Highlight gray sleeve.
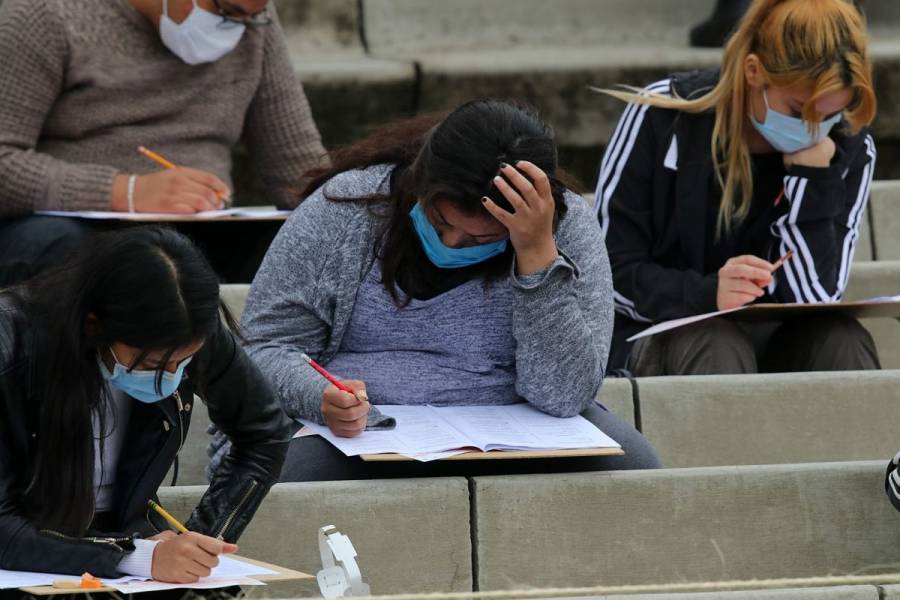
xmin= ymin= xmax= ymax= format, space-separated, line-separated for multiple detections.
xmin=0 ymin=0 xmax=118 ymax=218
xmin=241 ymin=4 xmax=326 ymax=209
xmin=508 ymin=192 xmax=615 ymax=417
xmin=240 ymin=190 xmax=344 ymax=425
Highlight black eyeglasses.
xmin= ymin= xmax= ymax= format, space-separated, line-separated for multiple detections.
xmin=211 ymin=0 xmax=272 ymax=26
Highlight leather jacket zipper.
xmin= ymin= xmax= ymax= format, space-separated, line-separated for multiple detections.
xmin=173 ymin=390 xmax=186 ymax=452
xmin=215 ymin=480 xmax=259 ymax=539
xmin=41 ymin=529 xmax=129 ymax=552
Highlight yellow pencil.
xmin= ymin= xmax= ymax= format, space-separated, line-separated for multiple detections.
xmin=138 ymin=146 xmax=227 ymax=200
xmin=138 ymin=146 xmax=178 ymax=170
xmin=148 ymin=499 xmax=189 ymax=534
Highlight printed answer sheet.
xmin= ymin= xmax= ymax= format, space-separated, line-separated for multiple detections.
xmin=297 ymin=403 xmax=621 ymax=460
xmin=35 ymin=208 xmax=290 ymax=220
xmin=1 ymin=556 xmax=276 ymax=593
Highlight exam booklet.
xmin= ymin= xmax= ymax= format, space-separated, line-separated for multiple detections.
xmin=297 ymin=403 xmax=621 ymax=459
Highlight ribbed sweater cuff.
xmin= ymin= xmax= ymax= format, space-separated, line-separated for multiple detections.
xmin=49 ymin=164 xmax=119 ymax=211
xmin=117 ymin=539 xmax=158 ymax=579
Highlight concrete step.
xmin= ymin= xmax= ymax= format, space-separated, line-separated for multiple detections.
xmin=159 ymin=477 xmax=472 ymax=596
xmin=161 ymin=461 xmax=900 ymax=594
xmin=267 ymin=0 xmax=900 ymax=183
xmin=473 ymin=461 xmax=900 ymax=590
xmin=636 ymin=369 xmax=900 ymax=468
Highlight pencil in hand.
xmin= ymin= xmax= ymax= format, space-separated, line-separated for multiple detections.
xmin=137 ymin=146 xmax=229 ymax=201
xmin=772 ymin=249 xmax=794 ymax=272
xmin=148 ymin=499 xmax=189 ymax=534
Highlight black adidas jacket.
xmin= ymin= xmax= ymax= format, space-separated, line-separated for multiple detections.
xmin=596 ymin=70 xmax=876 ymax=371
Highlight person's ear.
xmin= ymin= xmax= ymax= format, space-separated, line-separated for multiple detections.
xmin=744 ymin=54 xmax=766 ymax=90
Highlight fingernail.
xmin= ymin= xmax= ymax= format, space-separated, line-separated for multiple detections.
xmin=494 ymin=176 xmax=503 ymax=183
xmin=499 ymin=162 xmax=509 ymax=169
xmin=481 ymin=196 xmax=489 ymax=203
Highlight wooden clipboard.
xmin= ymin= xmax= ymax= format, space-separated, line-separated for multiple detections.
xmin=18 ymin=555 xmax=312 ymax=596
xmin=362 ymin=447 xmax=624 ymax=461
xmin=728 ymin=300 xmax=900 ymax=321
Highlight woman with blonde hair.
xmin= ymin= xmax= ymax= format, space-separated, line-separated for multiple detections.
xmin=596 ymin=0 xmax=881 ymax=375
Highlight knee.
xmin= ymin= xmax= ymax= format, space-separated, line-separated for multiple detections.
xmin=802 ymin=314 xmax=875 ymax=349
xmin=620 ymin=429 xmax=662 ymax=470
xmin=27 ymin=217 xmax=94 ymax=256
xmin=667 ymin=317 xmax=755 ymax=367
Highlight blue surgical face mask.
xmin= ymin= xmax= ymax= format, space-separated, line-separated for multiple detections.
xmin=409 ymin=202 xmax=508 ymax=269
xmin=750 ymin=87 xmax=843 ymax=154
xmin=100 ymin=348 xmax=192 ymax=404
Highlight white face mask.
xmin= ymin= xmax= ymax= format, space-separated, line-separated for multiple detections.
xmin=159 ymin=0 xmax=246 ymax=65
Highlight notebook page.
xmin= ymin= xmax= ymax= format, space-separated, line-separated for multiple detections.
xmin=434 ymin=404 xmax=620 ymax=451
xmin=298 ymin=405 xmax=472 ymax=456
xmin=431 ymin=405 xmax=543 ymax=450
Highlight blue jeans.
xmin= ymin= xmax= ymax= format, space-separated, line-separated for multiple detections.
xmin=0 ymin=216 xmax=97 ymax=287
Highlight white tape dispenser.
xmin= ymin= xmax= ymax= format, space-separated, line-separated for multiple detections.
xmin=317 ymin=525 xmax=370 ymax=598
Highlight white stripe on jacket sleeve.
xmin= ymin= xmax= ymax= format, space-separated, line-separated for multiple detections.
xmin=595 ymin=79 xmax=670 ymax=324
xmin=772 ymin=135 xmax=875 ymax=303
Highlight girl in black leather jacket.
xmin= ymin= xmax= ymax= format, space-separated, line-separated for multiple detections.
xmin=0 ymin=227 xmax=291 ymax=583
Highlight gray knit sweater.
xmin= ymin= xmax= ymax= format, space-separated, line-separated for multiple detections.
xmin=207 ymin=163 xmax=615 ymax=474
xmin=0 ymin=0 xmax=324 ymax=216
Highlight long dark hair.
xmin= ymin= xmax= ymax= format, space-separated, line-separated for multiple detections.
xmin=301 ymin=99 xmax=580 ymax=305
xmin=8 ymin=227 xmax=226 ymax=535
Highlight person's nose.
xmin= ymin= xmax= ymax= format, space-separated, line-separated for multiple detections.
xmin=440 ymin=229 xmax=466 ymax=248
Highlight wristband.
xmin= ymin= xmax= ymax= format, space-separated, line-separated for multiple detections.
xmin=126 ymin=174 xmax=137 ymax=213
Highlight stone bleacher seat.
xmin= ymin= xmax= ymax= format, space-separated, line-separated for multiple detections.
xmin=272 ymin=0 xmax=900 ymax=186
xmin=159 ymin=460 xmax=900 ymax=598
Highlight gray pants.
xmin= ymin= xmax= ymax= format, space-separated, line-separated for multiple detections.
xmin=279 ymin=402 xmax=661 ymax=482
xmin=629 ymin=314 xmax=881 ymax=376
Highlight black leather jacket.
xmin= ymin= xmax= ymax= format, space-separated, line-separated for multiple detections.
xmin=0 ymin=295 xmax=292 ymax=577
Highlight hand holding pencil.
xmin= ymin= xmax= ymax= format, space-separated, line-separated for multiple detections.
xmin=110 ymin=147 xmax=231 ymax=214
xmin=716 ymin=250 xmax=793 ymax=311
xmin=147 ymin=499 xmax=239 ymax=584
xmin=302 ymin=354 xmax=370 ymax=438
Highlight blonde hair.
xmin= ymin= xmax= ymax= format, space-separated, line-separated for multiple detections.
xmin=599 ymin=0 xmax=877 ymax=233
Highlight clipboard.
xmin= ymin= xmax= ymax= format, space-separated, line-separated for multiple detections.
xmin=361 ymin=447 xmax=624 ymax=461
xmin=18 ymin=555 xmax=312 ymax=596
xmin=628 ymin=297 xmax=900 ymax=342
xmin=728 ymin=300 xmax=900 ymax=321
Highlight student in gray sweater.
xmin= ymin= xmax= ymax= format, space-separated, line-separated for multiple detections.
xmin=210 ymin=100 xmax=660 ymax=480
xmin=0 ymin=0 xmax=325 ymax=284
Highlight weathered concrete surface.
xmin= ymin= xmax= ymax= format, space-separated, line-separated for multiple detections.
xmin=844 ymin=260 xmax=900 ymax=369
xmin=636 ymin=371 xmax=900 ymax=467
xmin=598 ymin=377 xmax=635 ymax=427
xmin=870 ymin=181 xmax=900 ymax=261
xmin=474 ymin=461 xmax=900 ymax=590
xmin=557 ymin=588 xmax=878 ymax=600
xmin=159 ymin=478 xmax=472 ymax=595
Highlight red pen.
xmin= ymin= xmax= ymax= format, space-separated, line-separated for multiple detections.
xmin=301 ymin=353 xmax=366 ymax=400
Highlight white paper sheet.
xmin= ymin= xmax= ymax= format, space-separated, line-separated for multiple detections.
xmin=109 ymin=577 xmax=265 ymax=594
xmin=297 ymin=403 xmax=621 ymax=460
xmin=35 ymin=208 xmax=290 ymax=221
xmin=627 ymin=294 xmax=900 ymax=342
xmin=626 ymin=307 xmax=744 ymax=342
xmin=0 ymin=555 xmax=276 ymax=592
xmin=0 ymin=570 xmax=144 ymax=590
